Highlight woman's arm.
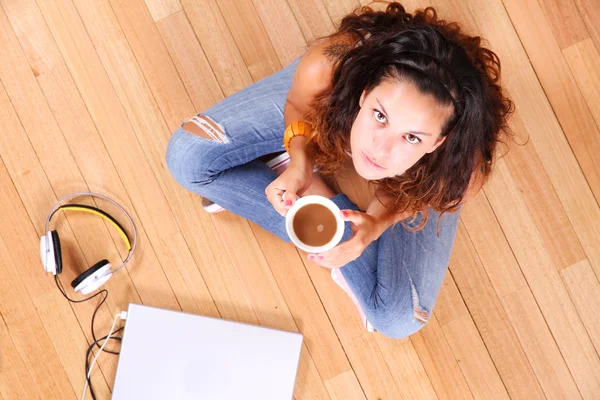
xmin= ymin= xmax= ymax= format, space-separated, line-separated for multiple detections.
xmin=284 ymin=36 xmax=355 ymax=168
xmin=366 ymin=168 xmax=486 ymax=237
xmin=365 ymin=193 xmax=412 ymax=238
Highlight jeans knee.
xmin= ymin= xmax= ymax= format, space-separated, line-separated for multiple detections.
xmin=365 ymin=283 xmax=431 ymax=339
xmin=166 ymin=127 xmax=217 ymax=189
xmin=369 ymin=311 xmax=427 ymax=339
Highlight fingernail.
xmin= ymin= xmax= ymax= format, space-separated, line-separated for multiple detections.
xmin=308 ymin=255 xmax=314 ymax=261
xmin=285 ymin=200 xmax=292 ymax=206
xmin=341 ymin=210 xmax=348 ymax=217
xmin=318 ymin=256 xmax=324 ymax=260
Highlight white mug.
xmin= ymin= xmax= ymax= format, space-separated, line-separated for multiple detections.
xmin=285 ymin=195 xmax=345 ymax=253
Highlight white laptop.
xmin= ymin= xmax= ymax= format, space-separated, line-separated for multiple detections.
xmin=112 ymin=303 xmax=303 ymax=399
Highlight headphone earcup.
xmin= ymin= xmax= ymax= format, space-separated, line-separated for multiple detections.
xmin=40 ymin=232 xmax=53 ymax=274
xmin=51 ymin=230 xmax=63 ymax=274
xmin=71 ymin=259 xmax=112 ymax=294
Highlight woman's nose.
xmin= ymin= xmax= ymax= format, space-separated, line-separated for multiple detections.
xmin=373 ymin=132 xmax=393 ymax=157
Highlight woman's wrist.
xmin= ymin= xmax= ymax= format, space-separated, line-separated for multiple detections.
xmin=289 ymin=136 xmax=316 ymax=171
xmin=366 ymin=195 xmax=405 ymax=237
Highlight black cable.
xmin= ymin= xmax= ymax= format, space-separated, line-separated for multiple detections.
xmin=54 ymin=275 xmax=125 ymax=399
xmin=85 ymin=327 xmax=124 ymax=400
xmin=54 ymin=276 xmax=120 ymax=354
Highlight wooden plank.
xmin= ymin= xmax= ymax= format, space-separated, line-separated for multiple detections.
xmin=462 ymin=189 xmax=582 ymax=398
xmin=492 ymin=0 xmax=600 ymax=280
xmin=442 ymin=315 xmax=510 ymax=399
xmin=432 ymin=265 xmax=511 ymax=399
xmin=450 ymin=222 xmax=545 ymax=398
xmin=293 ymin=344 xmax=332 ymax=399
xmin=37 ymin=0 xmax=198 ymax=312
xmin=375 ymin=337 xmax=438 ymax=399
xmin=574 ymin=0 xmax=600 ymax=55
xmin=502 ymin=287 xmax=583 ymax=399
xmin=321 ymin=0 xmax=361 ymax=29
xmin=180 ymin=0 xmax=253 ymax=96
xmin=1 ymin=0 xmax=145 ymax=308
xmin=563 ymin=38 xmax=600 ymax=135
xmin=156 ymin=10 xmax=223 ymax=113
xmin=37 ymin=63 xmax=217 ymax=319
xmin=252 ymin=226 xmax=351 ymax=380
xmin=411 ymin=314 xmax=474 ymax=400
xmin=428 ymin=0 xmax=487 ymax=36
xmin=0 ymin=0 xmax=62 ymax=74
xmin=0 ymin=239 xmax=46 ymax=400
xmin=3 ymin=5 xmax=198 ymax=389
xmin=484 ymin=158 xmax=600 ymax=398
xmin=0 ymin=29 xmax=118 ymax=395
xmin=305 ymin=263 xmax=406 ymax=399
xmin=155 ymin=231 xmax=221 ymax=315
xmin=0 ymin=156 xmax=90 ymax=399
xmin=325 ymin=370 xmax=367 ymax=400
xmin=109 ymin=0 xmax=197 ymax=132
xmin=43 ymin=0 xmax=253 ymax=322
xmin=433 ymin=269 xmax=470 ymax=328
xmin=503 ymin=112 xmax=587 ymax=270
xmin=103 ymin=0 xmax=265 ymax=324
xmin=537 ymin=0 xmax=589 ymax=49
xmin=561 ymin=259 xmax=600 ymax=354
xmin=250 ymin=0 xmax=308 ymax=66
xmin=459 ymin=194 xmax=527 ymax=298
xmin=212 ymin=213 xmax=330 ymax=398
xmin=502 ymin=0 xmax=600 ymax=205
xmin=438 ymin=0 xmax=586 ymax=268
xmin=144 ymin=0 xmax=182 ymax=21
xmin=286 ymin=0 xmax=335 ymax=42
xmin=215 ymin=0 xmax=282 ymax=80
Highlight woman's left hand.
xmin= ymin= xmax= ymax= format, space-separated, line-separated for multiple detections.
xmin=308 ymin=209 xmax=383 ymax=268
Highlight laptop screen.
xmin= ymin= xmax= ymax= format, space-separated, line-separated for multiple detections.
xmin=112 ymin=303 xmax=303 ymax=399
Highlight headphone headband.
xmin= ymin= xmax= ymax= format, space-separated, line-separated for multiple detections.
xmin=45 ymin=191 xmax=137 ymax=274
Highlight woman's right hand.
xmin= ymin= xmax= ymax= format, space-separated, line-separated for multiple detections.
xmin=266 ymin=163 xmax=313 ymax=216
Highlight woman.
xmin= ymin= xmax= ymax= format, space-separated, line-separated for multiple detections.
xmin=166 ymin=2 xmax=514 ymax=338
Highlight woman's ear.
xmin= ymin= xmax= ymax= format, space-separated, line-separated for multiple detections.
xmin=426 ymin=135 xmax=447 ymax=153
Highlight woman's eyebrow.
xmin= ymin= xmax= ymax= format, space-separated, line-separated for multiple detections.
xmin=376 ymin=98 xmax=432 ymax=136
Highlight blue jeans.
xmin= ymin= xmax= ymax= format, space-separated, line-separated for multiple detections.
xmin=166 ymin=58 xmax=460 ymax=339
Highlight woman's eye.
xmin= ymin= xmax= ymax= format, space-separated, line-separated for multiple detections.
xmin=406 ymin=134 xmax=421 ymax=144
xmin=373 ymin=110 xmax=386 ymax=123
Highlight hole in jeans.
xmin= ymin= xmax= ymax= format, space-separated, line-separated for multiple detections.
xmin=411 ymin=282 xmax=430 ymax=324
xmin=182 ymin=115 xmax=229 ymax=143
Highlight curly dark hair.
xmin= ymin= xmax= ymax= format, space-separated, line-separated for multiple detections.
xmin=306 ymin=2 xmax=515 ymax=231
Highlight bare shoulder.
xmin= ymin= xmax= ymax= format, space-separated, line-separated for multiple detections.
xmin=286 ymin=33 xmax=359 ymax=114
xmin=296 ymin=33 xmax=358 ymax=86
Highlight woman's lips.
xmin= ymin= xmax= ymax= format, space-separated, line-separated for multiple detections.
xmin=362 ymin=151 xmax=386 ymax=170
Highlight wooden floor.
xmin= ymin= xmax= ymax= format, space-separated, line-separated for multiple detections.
xmin=1 ymin=0 xmax=599 ymax=398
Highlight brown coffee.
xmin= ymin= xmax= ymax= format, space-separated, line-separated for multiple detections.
xmin=292 ymin=203 xmax=337 ymax=247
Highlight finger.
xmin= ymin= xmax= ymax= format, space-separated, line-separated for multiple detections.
xmin=315 ymin=259 xmax=339 ymax=269
xmin=265 ymin=185 xmax=288 ymax=216
xmin=307 ymin=253 xmax=325 ymax=262
xmin=283 ymin=190 xmax=298 ymax=209
xmin=341 ymin=209 xmax=364 ymax=223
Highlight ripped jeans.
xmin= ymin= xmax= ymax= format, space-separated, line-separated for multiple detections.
xmin=165 ymin=58 xmax=460 ymax=339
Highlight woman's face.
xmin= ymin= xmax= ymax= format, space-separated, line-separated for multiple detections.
xmin=350 ymin=79 xmax=452 ymax=180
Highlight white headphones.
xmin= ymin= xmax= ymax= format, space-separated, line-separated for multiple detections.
xmin=40 ymin=192 xmax=137 ymax=294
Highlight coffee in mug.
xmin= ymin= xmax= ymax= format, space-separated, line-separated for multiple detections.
xmin=292 ymin=203 xmax=337 ymax=247
xmin=285 ymin=195 xmax=345 ymax=253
